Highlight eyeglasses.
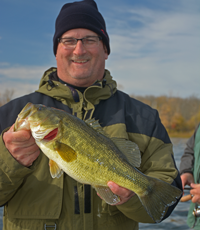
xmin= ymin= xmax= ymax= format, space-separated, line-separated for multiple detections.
xmin=58 ymin=36 xmax=102 ymax=49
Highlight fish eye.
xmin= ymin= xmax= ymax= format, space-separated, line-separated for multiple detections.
xmin=37 ymin=104 xmax=46 ymax=111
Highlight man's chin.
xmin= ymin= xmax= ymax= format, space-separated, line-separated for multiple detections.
xmin=71 ymin=75 xmax=89 ymax=80
xmin=69 ymin=75 xmax=93 ymax=87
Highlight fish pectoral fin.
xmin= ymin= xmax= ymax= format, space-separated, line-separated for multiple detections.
xmin=111 ymin=138 xmax=141 ymax=168
xmin=94 ymin=185 xmax=120 ymax=205
xmin=49 ymin=159 xmax=63 ymax=178
xmin=55 ymin=141 xmax=77 ymax=162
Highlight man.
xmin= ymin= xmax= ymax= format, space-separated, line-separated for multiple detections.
xmin=180 ymin=123 xmax=200 ymax=229
xmin=0 ymin=1 xmax=182 ymax=229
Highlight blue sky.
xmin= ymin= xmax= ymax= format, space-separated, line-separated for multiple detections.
xmin=0 ymin=0 xmax=200 ymax=99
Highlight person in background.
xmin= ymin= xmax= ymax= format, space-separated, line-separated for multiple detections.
xmin=0 ymin=1 xmax=182 ymax=229
xmin=180 ymin=123 xmax=200 ymax=229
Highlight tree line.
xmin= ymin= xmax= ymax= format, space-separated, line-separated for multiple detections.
xmin=1 ymin=89 xmax=199 ymax=137
xmin=0 ymin=89 xmax=14 ymax=107
xmin=132 ymin=94 xmax=200 ymax=137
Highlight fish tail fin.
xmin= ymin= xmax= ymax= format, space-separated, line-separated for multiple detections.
xmin=138 ymin=178 xmax=182 ymax=223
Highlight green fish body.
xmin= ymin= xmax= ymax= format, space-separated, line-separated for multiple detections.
xmin=14 ymin=102 xmax=182 ymax=223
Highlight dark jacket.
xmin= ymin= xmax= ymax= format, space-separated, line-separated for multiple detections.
xmin=0 ymin=68 xmax=182 ymax=230
xmin=179 ymin=124 xmax=200 ymax=175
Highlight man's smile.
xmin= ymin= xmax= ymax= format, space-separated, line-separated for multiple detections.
xmin=72 ymin=60 xmax=88 ymax=64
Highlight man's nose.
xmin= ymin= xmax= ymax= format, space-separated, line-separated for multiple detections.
xmin=73 ymin=40 xmax=87 ymax=55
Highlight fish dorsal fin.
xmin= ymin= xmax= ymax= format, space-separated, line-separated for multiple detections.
xmin=85 ymin=118 xmax=109 ymax=137
xmin=94 ymin=185 xmax=120 ymax=205
xmin=111 ymin=138 xmax=141 ymax=168
xmin=49 ymin=159 xmax=63 ymax=178
xmin=54 ymin=141 xmax=77 ymax=162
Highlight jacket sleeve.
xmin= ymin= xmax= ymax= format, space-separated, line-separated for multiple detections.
xmin=116 ymin=194 xmax=155 ymax=223
xmin=0 ymin=130 xmax=35 ymax=206
xmin=179 ymin=124 xmax=200 ymax=175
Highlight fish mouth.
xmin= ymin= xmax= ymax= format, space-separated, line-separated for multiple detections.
xmin=43 ymin=128 xmax=58 ymax=141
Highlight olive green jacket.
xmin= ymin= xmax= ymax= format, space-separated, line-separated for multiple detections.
xmin=0 ymin=68 xmax=182 ymax=230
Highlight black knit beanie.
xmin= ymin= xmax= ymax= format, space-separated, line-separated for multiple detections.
xmin=53 ymin=0 xmax=110 ymax=55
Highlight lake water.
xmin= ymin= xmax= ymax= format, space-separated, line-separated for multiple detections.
xmin=0 ymin=138 xmax=193 ymax=229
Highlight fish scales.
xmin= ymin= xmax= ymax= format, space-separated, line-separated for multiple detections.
xmin=56 ymin=113 xmax=135 ymax=185
xmin=60 ymin=117 xmax=140 ymax=189
xmin=62 ymin=118 xmax=145 ymax=190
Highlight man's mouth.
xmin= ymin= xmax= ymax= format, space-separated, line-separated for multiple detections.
xmin=72 ymin=60 xmax=88 ymax=64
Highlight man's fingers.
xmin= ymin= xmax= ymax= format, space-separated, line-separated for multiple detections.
xmin=107 ymin=181 xmax=134 ymax=198
xmin=3 ymin=123 xmax=40 ymax=167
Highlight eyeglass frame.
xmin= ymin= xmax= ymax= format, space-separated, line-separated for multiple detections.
xmin=57 ymin=36 xmax=103 ymax=49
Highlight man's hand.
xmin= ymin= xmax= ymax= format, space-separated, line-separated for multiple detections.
xmin=190 ymin=183 xmax=200 ymax=204
xmin=181 ymin=173 xmax=194 ymax=191
xmin=107 ymin=181 xmax=135 ymax=205
xmin=180 ymin=173 xmax=200 ymax=203
xmin=3 ymin=124 xmax=40 ymax=167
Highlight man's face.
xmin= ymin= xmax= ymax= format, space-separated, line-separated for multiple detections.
xmin=56 ymin=28 xmax=108 ymax=87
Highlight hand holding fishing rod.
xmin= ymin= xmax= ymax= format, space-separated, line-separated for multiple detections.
xmin=180 ymin=173 xmax=200 ymax=204
xmin=179 ymin=123 xmax=200 ymax=228
xmin=180 ymin=173 xmax=200 ymax=218
xmin=180 ymin=172 xmax=194 ymax=202
xmin=189 ymin=183 xmax=200 ymax=204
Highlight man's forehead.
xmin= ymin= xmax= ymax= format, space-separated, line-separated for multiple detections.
xmin=62 ymin=28 xmax=98 ymax=38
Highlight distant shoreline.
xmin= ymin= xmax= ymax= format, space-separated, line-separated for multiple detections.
xmin=168 ymin=131 xmax=193 ymax=139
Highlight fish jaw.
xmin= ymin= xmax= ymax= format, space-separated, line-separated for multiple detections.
xmin=14 ymin=102 xmax=38 ymax=131
xmin=14 ymin=103 xmax=54 ymax=132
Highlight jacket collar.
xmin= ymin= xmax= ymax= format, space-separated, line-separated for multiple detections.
xmin=36 ymin=67 xmax=117 ymax=103
xmin=35 ymin=67 xmax=117 ymax=119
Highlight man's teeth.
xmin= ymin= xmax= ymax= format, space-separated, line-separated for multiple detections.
xmin=73 ymin=60 xmax=87 ymax=63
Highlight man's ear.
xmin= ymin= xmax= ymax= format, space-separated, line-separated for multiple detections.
xmin=104 ymin=45 xmax=108 ymax=60
xmin=104 ymin=45 xmax=108 ymax=54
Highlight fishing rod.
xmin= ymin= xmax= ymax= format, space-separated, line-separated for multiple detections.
xmin=180 ymin=187 xmax=192 ymax=202
xmin=180 ymin=187 xmax=200 ymax=218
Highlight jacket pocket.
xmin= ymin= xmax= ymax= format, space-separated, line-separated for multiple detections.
xmin=7 ymin=154 xmax=64 ymax=219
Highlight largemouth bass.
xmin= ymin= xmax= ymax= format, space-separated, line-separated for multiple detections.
xmin=14 ymin=102 xmax=182 ymax=223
